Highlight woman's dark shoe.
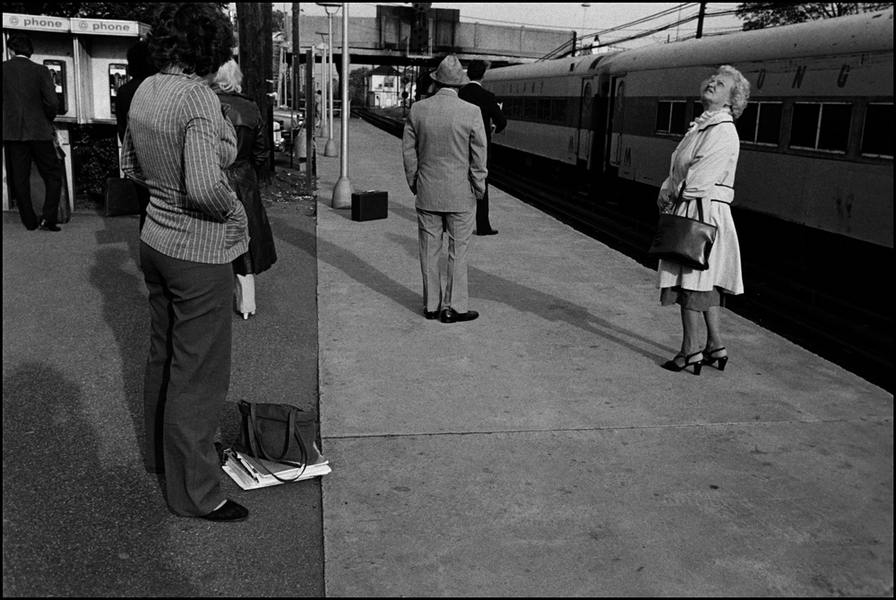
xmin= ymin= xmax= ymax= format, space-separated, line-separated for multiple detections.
xmin=201 ymin=499 xmax=248 ymax=522
xmin=703 ymin=347 xmax=729 ymax=371
xmin=662 ymin=351 xmax=703 ymax=375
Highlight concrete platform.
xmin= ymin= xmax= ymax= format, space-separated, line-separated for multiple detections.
xmin=1 ymin=115 xmax=891 ymax=597
xmin=314 ymin=118 xmax=893 ymax=596
xmin=2 ymin=187 xmax=324 ymax=596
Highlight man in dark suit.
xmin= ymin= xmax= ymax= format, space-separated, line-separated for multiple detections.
xmin=116 ymin=40 xmax=159 ymax=231
xmin=3 ymin=33 xmax=63 ymax=231
xmin=459 ymin=59 xmax=507 ymax=236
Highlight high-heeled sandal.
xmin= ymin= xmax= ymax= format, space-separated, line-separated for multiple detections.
xmin=662 ymin=351 xmax=703 ymax=375
xmin=702 ymin=347 xmax=729 ymax=371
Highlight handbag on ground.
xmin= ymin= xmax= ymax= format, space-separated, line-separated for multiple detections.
xmin=232 ymin=400 xmax=324 ymax=483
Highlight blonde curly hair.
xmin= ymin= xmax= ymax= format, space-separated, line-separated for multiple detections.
xmin=716 ymin=64 xmax=750 ymax=119
xmin=212 ymin=59 xmax=242 ymax=94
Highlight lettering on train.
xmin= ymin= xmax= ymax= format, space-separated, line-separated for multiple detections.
xmin=837 ymin=64 xmax=850 ymax=88
xmin=792 ymin=65 xmax=807 ymax=89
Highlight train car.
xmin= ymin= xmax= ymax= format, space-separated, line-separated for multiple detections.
xmin=484 ymin=10 xmax=893 ymax=252
xmin=483 ymin=55 xmax=613 ymax=172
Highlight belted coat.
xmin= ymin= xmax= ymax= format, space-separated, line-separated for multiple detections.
xmin=657 ymin=110 xmax=744 ymax=295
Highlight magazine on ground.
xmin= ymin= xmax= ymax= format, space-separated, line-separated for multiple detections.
xmin=222 ymin=448 xmax=331 ymax=490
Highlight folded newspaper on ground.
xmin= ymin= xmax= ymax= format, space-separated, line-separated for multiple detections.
xmin=222 ymin=448 xmax=331 ymax=490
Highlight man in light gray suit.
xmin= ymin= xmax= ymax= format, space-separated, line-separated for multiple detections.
xmin=402 ymin=55 xmax=488 ymax=323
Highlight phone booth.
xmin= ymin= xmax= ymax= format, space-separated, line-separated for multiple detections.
xmin=2 ymin=13 xmax=148 ymax=216
xmin=71 ymin=18 xmax=149 ymax=124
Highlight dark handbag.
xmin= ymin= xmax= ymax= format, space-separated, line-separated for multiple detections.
xmin=232 ymin=400 xmax=323 ymax=482
xmin=648 ymin=183 xmax=718 ymax=270
xmin=104 ymin=177 xmax=141 ymax=217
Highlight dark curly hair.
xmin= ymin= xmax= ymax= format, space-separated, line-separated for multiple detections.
xmin=126 ymin=40 xmax=160 ymax=80
xmin=146 ymin=3 xmax=233 ymax=77
xmin=466 ymin=59 xmax=490 ymax=82
xmin=8 ymin=34 xmax=34 ymax=57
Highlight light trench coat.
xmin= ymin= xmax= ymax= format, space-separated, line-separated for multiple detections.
xmin=657 ymin=110 xmax=744 ymax=295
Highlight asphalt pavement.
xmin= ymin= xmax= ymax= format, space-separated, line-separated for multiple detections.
xmin=2 ymin=152 xmax=325 ymax=596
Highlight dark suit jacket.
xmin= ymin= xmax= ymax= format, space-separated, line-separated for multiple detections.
xmin=458 ymin=81 xmax=507 ymax=144
xmin=116 ymin=77 xmax=146 ymax=143
xmin=2 ymin=56 xmax=58 ymax=141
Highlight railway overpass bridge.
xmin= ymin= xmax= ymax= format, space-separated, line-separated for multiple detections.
xmin=293 ymin=7 xmax=576 ymax=70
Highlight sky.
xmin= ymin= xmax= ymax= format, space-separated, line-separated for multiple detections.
xmin=279 ymin=2 xmax=745 ymax=49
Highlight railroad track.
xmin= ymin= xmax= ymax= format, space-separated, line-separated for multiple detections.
xmin=355 ymin=108 xmax=892 ymax=392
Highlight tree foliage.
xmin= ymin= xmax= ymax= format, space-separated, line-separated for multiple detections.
xmin=272 ymin=8 xmax=286 ymax=33
xmin=349 ymin=67 xmax=372 ymax=107
xmin=736 ymin=2 xmax=894 ymax=30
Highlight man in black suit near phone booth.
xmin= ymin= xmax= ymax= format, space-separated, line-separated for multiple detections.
xmin=459 ymin=59 xmax=507 ymax=236
xmin=116 ymin=40 xmax=159 ymax=231
xmin=3 ymin=33 xmax=63 ymax=232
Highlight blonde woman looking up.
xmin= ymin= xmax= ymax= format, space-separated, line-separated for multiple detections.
xmin=656 ymin=65 xmax=751 ymax=374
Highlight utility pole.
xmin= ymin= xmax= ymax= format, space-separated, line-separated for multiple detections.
xmin=237 ymin=3 xmax=274 ymax=177
xmin=696 ymin=1 xmax=706 ymax=39
xmin=292 ymin=3 xmax=300 ymax=114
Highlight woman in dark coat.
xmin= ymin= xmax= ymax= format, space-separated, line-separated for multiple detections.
xmin=212 ymin=59 xmax=277 ymax=319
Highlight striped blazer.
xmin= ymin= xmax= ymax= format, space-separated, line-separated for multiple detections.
xmin=122 ymin=66 xmax=248 ymax=264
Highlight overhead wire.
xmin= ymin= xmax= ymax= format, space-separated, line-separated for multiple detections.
xmin=541 ymin=3 xmax=746 ymax=59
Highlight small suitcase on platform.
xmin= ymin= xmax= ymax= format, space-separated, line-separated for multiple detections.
xmin=351 ymin=190 xmax=388 ymax=222
xmin=104 ymin=177 xmax=140 ymax=217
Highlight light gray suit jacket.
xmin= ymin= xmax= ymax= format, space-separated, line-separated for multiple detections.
xmin=402 ymin=88 xmax=488 ymax=212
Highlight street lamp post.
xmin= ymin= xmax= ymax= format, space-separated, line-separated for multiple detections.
xmin=331 ymin=1 xmax=353 ymax=209
xmin=315 ymin=35 xmax=328 ymax=139
xmin=581 ymin=3 xmax=591 ymax=56
xmin=318 ymin=2 xmax=340 ymax=157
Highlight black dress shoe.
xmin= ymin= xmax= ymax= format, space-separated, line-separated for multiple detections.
xmin=201 ymin=499 xmax=248 ymax=522
xmin=38 ymin=219 xmax=61 ymax=232
xmin=475 ymin=229 xmax=498 ymax=236
xmin=424 ymin=309 xmax=439 ymax=320
xmin=439 ymin=308 xmax=479 ymax=323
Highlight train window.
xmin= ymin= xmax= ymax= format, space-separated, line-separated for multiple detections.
xmin=693 ymin=102 xmax=703 ymax=121
xmin=656 ymin=100 xmax=686 ymax=134
xmin=670 ymin=102 xmax=687 ymax=134
xmin=737 ymin=102 xmax=782 ymax=146
xmin=736 ymin=104 xmax=758 ymax=140
xmin=861 ymin=103 xmax=893 ymax=158
xmin=790 ymin=102 xmax=851 ymax=153
xmin=656 ymin=102 xmax=671 ymax=131
xmin=817 ymin=104 xmax=851 ymax=151
xmin=500 ymin=98 xmax=513 ymax=118
xmin=524 ymin=98 xmax=537 ymax=119
xmin=756 ymin=103 xmax=783 ymax=145
xmin=537 ymin=98 xmax=551 ymax=121
xmin=551 ymin=99 xmax=567 ymax=124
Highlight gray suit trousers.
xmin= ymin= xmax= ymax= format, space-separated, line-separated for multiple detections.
xmin=417 ymin=208 xmax=475 ymax=313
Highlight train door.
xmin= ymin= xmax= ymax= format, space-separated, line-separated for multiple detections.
xmin=589 ymin=75 xmax=611 ymax=177
xmin=607 ymin=75 xmax=626 ymax=178
xmin=576 ymin=77 xmax=595 ymax=168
